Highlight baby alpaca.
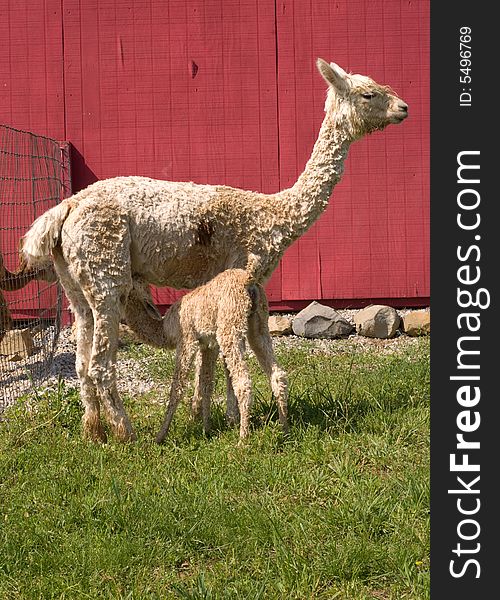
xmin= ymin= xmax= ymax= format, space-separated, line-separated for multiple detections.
xmin=155 ymin=268 xmax=288 ymax=443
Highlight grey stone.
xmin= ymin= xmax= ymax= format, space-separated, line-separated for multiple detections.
xmin=292 ymin=301 xmax=354 ymax=339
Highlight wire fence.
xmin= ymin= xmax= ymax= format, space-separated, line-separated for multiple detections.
xmin=0 ymin=125 xmax=71 ymax=411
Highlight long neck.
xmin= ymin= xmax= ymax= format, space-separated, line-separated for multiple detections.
xmin=161 ymin=307 xmax=180 ymax=349
xmin=275 ymin=113 xmax=353 ymax=240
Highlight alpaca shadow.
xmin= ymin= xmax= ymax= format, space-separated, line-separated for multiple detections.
xmin=250 ymin=389 xmax=375 ymax=436
xmin=166 ymin=389 xmax=372 ymax=442
xmin=49 ymin=351 xmax=76 ymax=378
xmin=180 ymin=400 xmax=229 ymax=442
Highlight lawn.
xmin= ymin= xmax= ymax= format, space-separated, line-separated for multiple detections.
xmin=0 ymin=337 xmax=430 ymax=599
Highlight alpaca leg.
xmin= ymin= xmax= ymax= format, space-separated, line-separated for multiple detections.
xmin=191 ymin=350 xmax=204 ymax=421
xmin=0 ymin=290 xmax=13 ymax=342
xmin=56 ymin=204 xmax=135 ymax=441
xmin=223 ymin=359 xmax=240 ymax=426
xmin=248 ymin=314 xmax=289 ymax=434
xmin=52 ymin=252 xmax=106 ymax=442
xmin=198 ymin=347 xmax=218 ymax=434
xmin=88 ymin=301 xmax=136 ymax=442
xmin=73 ymin=306 xmax=106 ymax=442
xmin=191 ymin=347 xmax=217 ymax=429
xmin=156 ymin=341 xmax=196 ymax=443
xmin=219 ymin=338 xmax=252 ymax=440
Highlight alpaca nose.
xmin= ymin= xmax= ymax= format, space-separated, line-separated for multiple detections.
xmin=398 ymin=102 xmax=408 ymax=113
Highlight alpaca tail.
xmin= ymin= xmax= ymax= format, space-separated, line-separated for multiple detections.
xmin=245 ymin=254 xmax=267 ymax=314
xmin=245 ymin=253 xmax=264 ymax=283
xmin=20 ymin=199 xmax=74 ymax=270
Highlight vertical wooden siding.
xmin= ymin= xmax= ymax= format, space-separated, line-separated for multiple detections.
xmin=0 ymin=0 xmax=65 ymax=140
xmin=0 ymin=0 xmax=429 ymax=307
xmin=276 ymin=0 xmax=429 ymax=304
xmin=0 ymin=0 xmax=66 ymax=317
xmin=61 ymin=0 xmax=280 ymax=305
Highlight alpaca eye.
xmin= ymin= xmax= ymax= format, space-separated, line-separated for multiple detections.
xmin=362 ymin=93 xmax=376 ymax=100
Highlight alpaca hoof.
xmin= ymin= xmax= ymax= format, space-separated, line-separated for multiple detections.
xmin=118 ymin=430 xmax=137 ymax=443
xmin=189 ymin=409 xmax=203 ymax=422
xmin=82 ymin=415 xmax=107 ymax=443
xmin=225 ymin=412 xmax=240 ymax=427
xmin=84 ymin=427 xmax=108 ymax=444
xmin=155 ymin=432 xmax=166 ymax=445
xmin=114 ymin=420 xmax=137 ymax=442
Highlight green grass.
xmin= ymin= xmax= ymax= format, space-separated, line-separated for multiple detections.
xmin=0 ymin=338 xmax=430 ymax=599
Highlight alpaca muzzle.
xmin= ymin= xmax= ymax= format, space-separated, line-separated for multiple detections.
xmin=395 ymin=101 xmax=409 ymax=120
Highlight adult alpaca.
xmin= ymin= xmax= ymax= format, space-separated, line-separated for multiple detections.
xmin=21 ymin=59 xmax=408 ymax=442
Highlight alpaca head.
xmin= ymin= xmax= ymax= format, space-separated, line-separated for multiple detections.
xmin=316 ymin=58 xmax=408 ymax=139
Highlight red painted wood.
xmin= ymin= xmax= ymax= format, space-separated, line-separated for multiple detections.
xmin=61 ymin=0 xmax=281 ymax=306
xmin=276 ymin=0 xmax=430 ymax=303
xmin=0 ymin=0 xmax=65 ymax=140
xmin=0 ymin=0 xmax=66 ymax=318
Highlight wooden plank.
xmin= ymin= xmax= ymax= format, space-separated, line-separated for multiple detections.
xmin=0 ymin=0 xmax=65 ymax=139
xmin=62 ymin=0 xmax=279 ymax=190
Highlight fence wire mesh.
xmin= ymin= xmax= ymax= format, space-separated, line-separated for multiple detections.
xmin=0 ymin=125 xmax=70 ymax=411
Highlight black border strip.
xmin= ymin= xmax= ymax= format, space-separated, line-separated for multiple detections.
xmin=431 ymin=3 xmax=497 ymax=596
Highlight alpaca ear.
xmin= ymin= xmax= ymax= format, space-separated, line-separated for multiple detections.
xmin=143 ymin=298 xmax=163 ymax=321
xmin=316 ymin=58 xmax=349 ymax=93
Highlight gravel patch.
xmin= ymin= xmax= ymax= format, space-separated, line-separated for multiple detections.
xmin=273 ymin=330 xmax=423 ymax=356
xmin=1 ymin=324 xmax=59 ymax=411
xmin=42 ymin=327 xmax=164 ymax=398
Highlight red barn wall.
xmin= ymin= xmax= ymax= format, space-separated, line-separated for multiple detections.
xmin=0 ymin=0 xmax=429 ymax=309
xmin=276 ymin=0 xmax=429 ymax=307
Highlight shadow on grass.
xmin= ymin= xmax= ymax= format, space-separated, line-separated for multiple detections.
xmin=248 ymin=388 xmax=372 ymax=438
xmin=248 ymin=350 xmax=427 ymax=438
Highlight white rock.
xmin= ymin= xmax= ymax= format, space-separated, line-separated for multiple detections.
xmin=354 ymin=305 xmax=400 ymax=339
xmin=268 ymin=315 xmax=293 ymax=336
xmin=402 ymin=310 xmax=430 ymax=336
xmin=0 ymin=328 xmax=35 ymax=359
